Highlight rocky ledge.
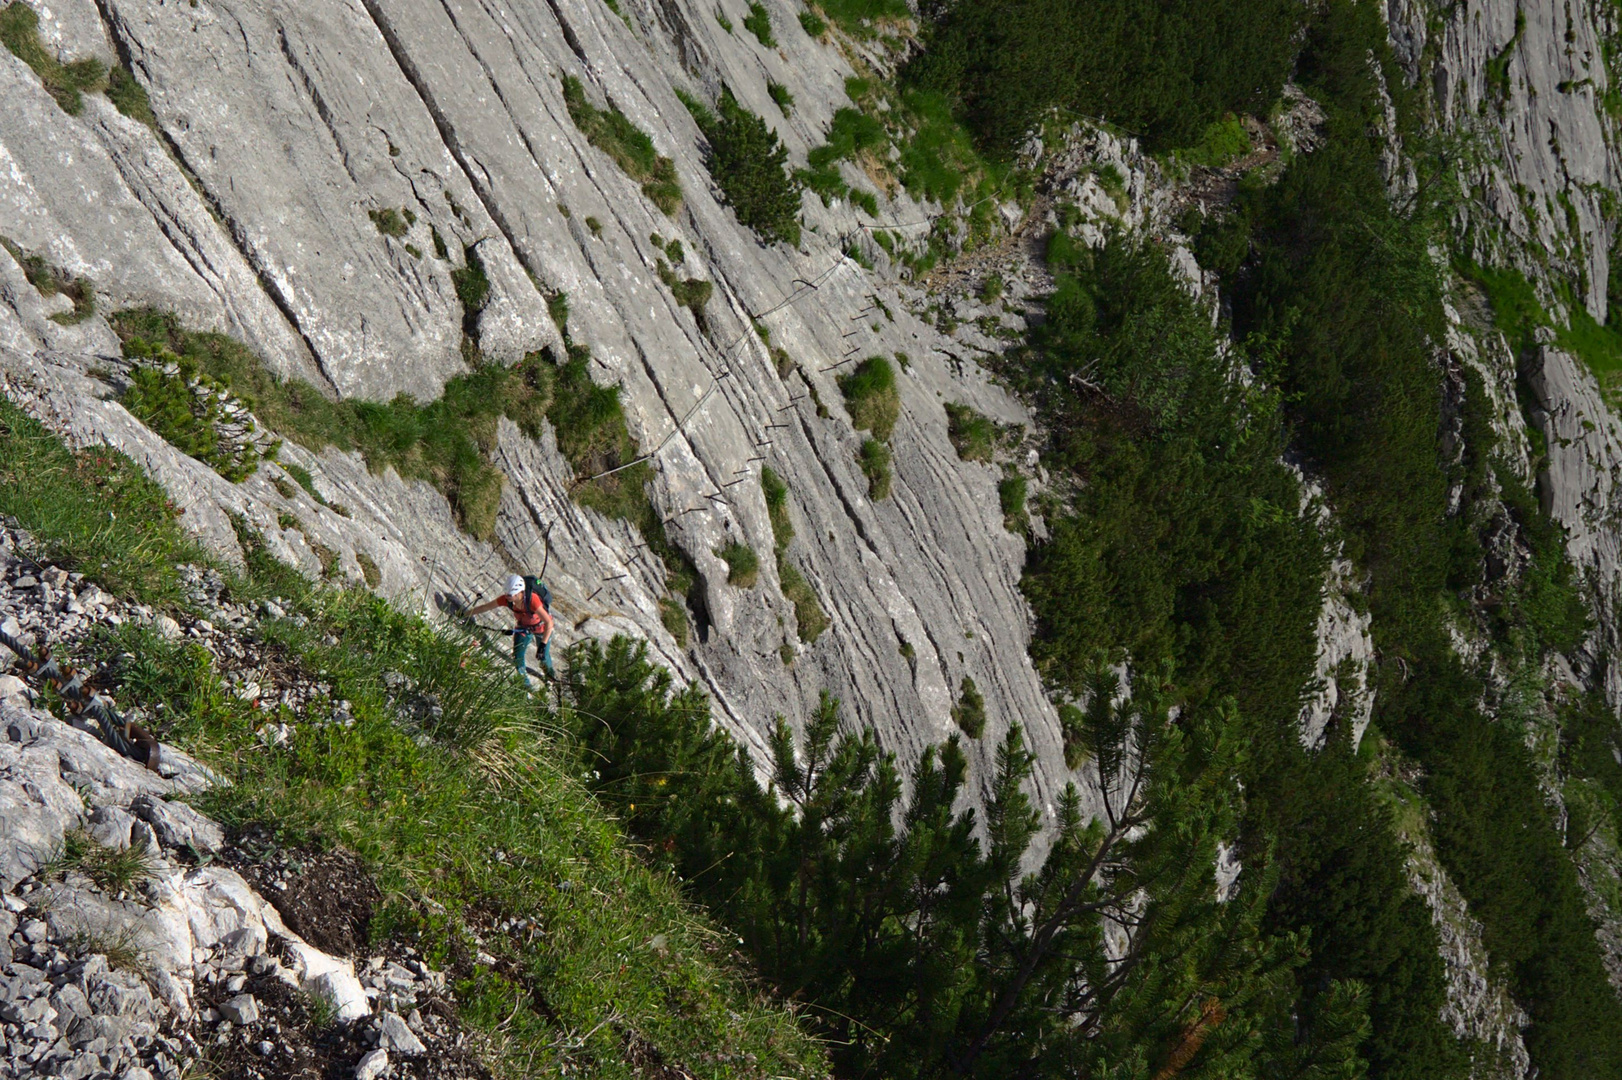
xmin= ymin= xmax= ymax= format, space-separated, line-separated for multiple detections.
xmin=0 ymin=523 xmax=487 ymax=1079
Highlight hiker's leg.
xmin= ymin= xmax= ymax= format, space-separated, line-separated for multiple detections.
xmin=540 ymin=637 xmax=554 ymax=678
xmin=513 ymin=632 xmax=531 ymax=675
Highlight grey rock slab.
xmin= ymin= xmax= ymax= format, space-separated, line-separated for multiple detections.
xmin=0 ymin=739 xmax=84 ymax=892
xmin=1389 ymin=0 xmax=1620 ymax=315
xmin=377 ymin=1010 xmax=424 ymax=1056
xmin=0 ymin=54 xmax=304 ymax=374
xmin=355 ymin=1047 xmax=388 ymax=1080
xmin=218 ymin=993 xmax=258 ymax=1026
xmin=130 ymin=795 xmax=224 ymax=855
xmin=99 ymin=0 xmax=551 ymax=400
xmin=85 ymin=805 xmax=137 ymax=851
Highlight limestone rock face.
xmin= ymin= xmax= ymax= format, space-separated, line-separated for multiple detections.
xmin=1388 ymin=0 xmax=1621 ymax=317
xmin=1523 ymin=344 xmax=1622 ymax=702
xmin=0 ymin=0 xmax=1079 ymax=818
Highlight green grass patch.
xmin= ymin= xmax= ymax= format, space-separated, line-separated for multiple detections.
xmin=369 ymin=207 xmax=412 ymax=238
xmin=760 ymin=467 xmax=827 ymax=641
xmin=562 ymin=75 xmax=683 ymax=216
xmin=106 ymin=65 xmax=159 ymax=133
xmin=838 ymin=356 xmax=900 ymax=440
xmin=798 ymin=9 xmax=826 ymax=37
xmin=0 ymin=237 xmax=95 ymax=325
xmin=716 ymin=542 xmax=760 ymax=587
xmin=777 ymin=559 xmax=828 ymax=642
xmin=0 ymin=407 xmax=824 ymax=1076
xmin=656 ymin=261 xmax=714 ymax=325
xmin=760 ymin=466 xmax=793 ymax=550
xmin=812 ymin=0 xmax=908 ymax=35
xmin=944 ymin=402 xmax=997 ymax=461
xmin=743 ymin=1 xmax=775 ymax=46
xmin=1461 ymin=259 xmax=1622 ymax=406
xmin=767 ymin=81 xmax=794 ymax=115
xmin=0 ymin=397 xmax=200 ymax=605
xmin=110 ymin=310 xmax=571 ymax=539
xmin=0 ymin=2 xmax=104 ymax=115
xmin=857 ymin=437 xmax=892 ymax=499
xmin=1163 ymin=113 xmax=1252 ymax=172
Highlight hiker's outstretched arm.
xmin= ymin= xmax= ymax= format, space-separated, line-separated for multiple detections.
xmin=466 ymin=597 xmax=504 ymax=616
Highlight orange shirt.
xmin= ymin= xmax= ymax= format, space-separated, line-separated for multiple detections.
xmin=500 ymin=591 xmax=551 ymax=633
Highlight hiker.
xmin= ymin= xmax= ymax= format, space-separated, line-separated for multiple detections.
xmin=467 ymin=574 xmax=554 ymax=685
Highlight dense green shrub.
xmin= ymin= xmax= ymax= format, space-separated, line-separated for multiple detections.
xmin=563 ymin=639 xmax=1330 ymax=1080
xmin=951 ymin=674 xmax=985 ymax=736
xmin=907 ymin=0 xmax=1302 ymax=154
xmin=1227 ymin=3 xmax=1622 ymax=1073
xmin=691 ymin=90 xmax=802 ymax=245
xmin=561 ymin=75 xmax=683 ymax=215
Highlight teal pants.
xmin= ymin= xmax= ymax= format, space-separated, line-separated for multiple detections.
xmin=513 ymin=631 xmax=554 ymax=679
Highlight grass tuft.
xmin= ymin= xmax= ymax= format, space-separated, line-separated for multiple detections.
xmin=839 ymin=356 xmax=900 ymax=440
xmin=40 ymin=828 xmax=158 ymax=892
xmin=0 ymin=3 xmax=105 ymax=115
xmin=778 ymin=559 xmax=828 ymax=642
xmin=0 ymin=237 xmax=95 ymax=325
xmin=768 ymin=81 xmax=794 ymax=115
xmin=744 ymin=1 xmax=776 ymax=46
xmin=716 ymin=542 xmax=760 ymax=587
xmin=944 ymin=402 xmax=997 ymax=461
xmin=858 ymin=437 xmax=892 ymax=500
xmin=562 ymin=75 xmax=683 ymax=216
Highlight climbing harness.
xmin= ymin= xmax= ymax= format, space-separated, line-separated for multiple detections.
xmin=0 ymin=624 xmax=161 ymax=771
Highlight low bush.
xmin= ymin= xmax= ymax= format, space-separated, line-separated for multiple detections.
xmin=561 ymin=75 xmax=683 ymax=216
xmin=122 ymin=356 xmax=266 ymax=483
xmin=951 ymin=674 xmax=985 ymax=736
xmin=839 ymin=356 xmax=900 ymax=439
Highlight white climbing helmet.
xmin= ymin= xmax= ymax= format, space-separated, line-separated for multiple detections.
xmin=505 ymin=574 xmax=525 ymax=597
